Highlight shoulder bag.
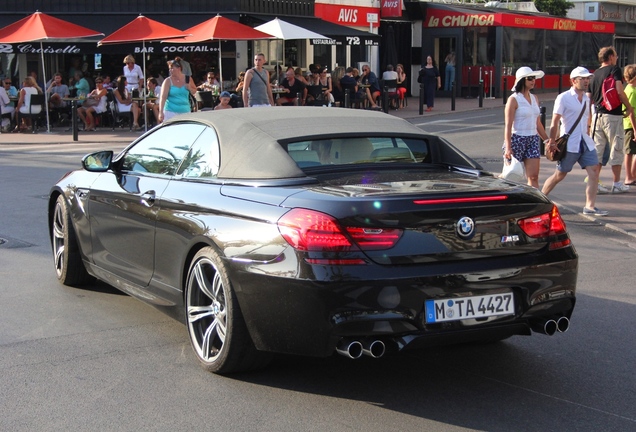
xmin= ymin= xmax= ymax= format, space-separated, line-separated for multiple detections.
xmin=546 ymin=103 xmax=586 ymax=162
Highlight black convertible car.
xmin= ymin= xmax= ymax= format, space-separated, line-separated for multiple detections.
xmin=49 ymin=107 xmax=577 ymax=374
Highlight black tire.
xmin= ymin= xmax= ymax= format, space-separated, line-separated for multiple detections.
xmin=51 ymin=195 xmax=93 ymax=286
xmin=185 ymin=247 xmax=272 ymax=374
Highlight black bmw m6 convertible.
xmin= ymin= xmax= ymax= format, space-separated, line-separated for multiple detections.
xmin=49 ymin=107 xmax=577 ymax=373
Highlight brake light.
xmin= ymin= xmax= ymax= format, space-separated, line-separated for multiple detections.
xmin=278 ymin=208 xmax=353 ymax=252
xmin=278 ymin=209 xmax=403 ymax=252
xmin=345 ymin=227 xmax=403 ymax=250
xmin=518 ymin=205 xmax=568 ymax=239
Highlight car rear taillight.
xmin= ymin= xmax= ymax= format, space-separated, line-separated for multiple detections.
xmin=278 ymin=209 xmax=403 ymax=253
xmin=278 ymin=209 xmax=354 ymax=252
xmin=518 ymin=206 xmax=570 ymax=249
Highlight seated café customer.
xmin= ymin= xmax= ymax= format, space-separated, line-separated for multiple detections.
xmin=13 ymin=76 xmax=42 ymax=133
xmin=339 ymin=67 xmax=359 ymax=106
xmin=277 ymin=67 xmax=307 ymax=106
xmin=318 ymin=67 xmax=334 ymax=105
xmin=46 ymin=73 xmax=70 ymax=109
xmin=144 ymin=78 xmax=161 ymax=125
xmin=77 ymin=78 xmax=107 ymax=131
xmin=235 ymin=71 xmax=246 ymax=94
xmin=214 ymin=91 xmax=233 ymax=110
xmin=71 ymin=71 xmax=90 ymax=98
xmin=198 ymin=72 xmax=220 ymax=91
xmin=113 ymin=75 xmax=141 ymax=131
xmin=359 ymin=65 xmax=381 ymax=110
xmin=1 ymin=80 xmax=15 ymax=132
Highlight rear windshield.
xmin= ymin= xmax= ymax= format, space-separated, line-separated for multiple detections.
xmin=286 ymin=137 xmax=430 ymax=168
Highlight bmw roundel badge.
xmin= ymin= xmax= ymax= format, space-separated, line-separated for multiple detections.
xmin=456 ymin=216 xmax=476 ymax=240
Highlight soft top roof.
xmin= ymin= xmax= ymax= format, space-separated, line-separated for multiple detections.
xmin=164 ymin=107 xmax=428 ymax=180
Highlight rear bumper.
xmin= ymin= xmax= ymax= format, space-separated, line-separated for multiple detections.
xmin=229 ymin=249 xmax=578 ymax=358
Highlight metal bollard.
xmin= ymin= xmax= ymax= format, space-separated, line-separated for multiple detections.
xmin=540 ymin=106 xmax=547 ymax=155
xmin=451 ymin=81 xmax=456 ymax=111
xmin=478 ymin=81 xmax=484 ymax=108
xmin=345 ymin=89 xmax=350 ymax=108
xmin=467 ymin=67 xmax=472 ymax=98
xmin=419 ymin=83 xmax=424 ymax=115
xmin=72 ymin=100 xmax=78 ymax=142
xmin=296 ymin=92 xmax=301 ymax=106
xmin=503 ymin=77 xmax=508 ymax=105
xmin=558 ymin=67 xmax=564 ymax=94
xmin=383 ymin=84 xmax=389 ymax=113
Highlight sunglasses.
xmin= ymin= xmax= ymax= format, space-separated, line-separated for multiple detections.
xmin=96 ymin=81 xmax=103 ymax=84
xmin=525 ymin=77 xmax=535 ymax=81
xmin=4 ymin=82 xmax=11 ymax=85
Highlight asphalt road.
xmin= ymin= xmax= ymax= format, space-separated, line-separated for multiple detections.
xmin=1 ymin=125 xmax=635 ymax=431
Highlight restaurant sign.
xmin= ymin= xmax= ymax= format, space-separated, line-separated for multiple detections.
xmin=0 ymin=42 xmax=221 ymax=55
xmin=425 ymin=8 xmax=614 ymax=33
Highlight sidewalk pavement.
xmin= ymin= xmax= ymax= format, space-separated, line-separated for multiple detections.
xmin=2 ymin=92 xmax=633 ymax=238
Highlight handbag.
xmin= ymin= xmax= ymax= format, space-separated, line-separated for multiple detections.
xmin=546 ymin=103 xmax=586 ymax=161
xmin=500 ymin=155 xmax=526 ymax=182
xmin=82 ymin=97 xmax=99 ymax=108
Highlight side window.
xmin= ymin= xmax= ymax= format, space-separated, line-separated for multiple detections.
xmin=177 ymin=127 xmax=220 ymax=178
xmin=121 ymin=123 xmax=206 ymax=175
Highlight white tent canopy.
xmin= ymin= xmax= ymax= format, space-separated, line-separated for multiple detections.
xmin=254 ymin=18 xmax=328 ymax=41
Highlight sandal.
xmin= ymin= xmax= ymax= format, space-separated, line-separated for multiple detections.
xmin=132 ymin=124 xmax=141 ymax=131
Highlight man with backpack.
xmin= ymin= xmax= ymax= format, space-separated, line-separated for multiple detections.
xmin=588 ymin=46 xmax=633 ymax=194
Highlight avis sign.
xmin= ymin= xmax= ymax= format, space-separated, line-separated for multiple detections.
xmin=381 ymin=0 xmax=402 ymax=18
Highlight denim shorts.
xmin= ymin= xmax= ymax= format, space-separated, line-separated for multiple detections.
xmin=557 ymin=140 xmax=599 ymax=173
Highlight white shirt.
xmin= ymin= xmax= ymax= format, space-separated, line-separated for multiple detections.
xmin=511 ymin=92 xmax=540 ymax=136
xmin=123 ymin=64 xmax=144 ymax=91
xmin=553 ymin=87 xmax=595 ymax=152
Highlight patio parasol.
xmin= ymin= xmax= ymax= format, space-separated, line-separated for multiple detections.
xmin=254 ymin=18 xmax=327 ymax=71
xmin=0 ymin=11 xmax=103 ymax=132
xmin=99 ymin=15 xmax=188 ymax=131
xmin=167 ymin=14 xmax=274 ymax=86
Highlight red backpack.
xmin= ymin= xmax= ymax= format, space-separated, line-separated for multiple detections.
xmin=601 ymin=73 xmax=621 ymax=111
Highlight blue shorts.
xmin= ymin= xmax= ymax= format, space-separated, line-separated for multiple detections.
xmin=504 ymin=134 xmax=541 ymax=161
xmin=557 ymin=140 xmax=599 ymax=173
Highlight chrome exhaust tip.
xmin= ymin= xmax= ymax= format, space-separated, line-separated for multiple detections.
xmin=556 ymin=316 xmax=570 ymax=333
xmin=544 ymin=319 xmax=557 ymax=336
xmin=336 ymin=340 xmax=363 ymax=359
xmin=362 ymin=339 xmax=386 ymax=358
xmin=531 ymin=319 xmax=557 ymax=336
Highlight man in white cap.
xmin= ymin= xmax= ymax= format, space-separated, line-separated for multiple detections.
xmin=541 ymin=67 xmax=608 ymax=216
xmin=588 ymin=46 xmax=632 ymax=194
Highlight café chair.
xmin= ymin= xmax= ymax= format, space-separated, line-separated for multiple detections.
xmin=21 ymin=93 xmax=46 ymax=133
xmin=306 ymin=85 xmax=328 ymax=106
xmin=195 ymin=91 xmax=215 ymax=109
xmin=381 ymin=79 xmax=399 ymax=111
xmin=106 ymin=90 xmax=133 ymax=131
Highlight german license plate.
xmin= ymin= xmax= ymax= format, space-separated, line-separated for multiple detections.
xmin=425 ymin=293 xmax=514 ymax=323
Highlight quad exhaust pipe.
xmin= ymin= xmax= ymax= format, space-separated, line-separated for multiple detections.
xmin=336 ymin=339 xmax=386 ymax=359
xmin=531 ymin=317 xmax=570 ymax=336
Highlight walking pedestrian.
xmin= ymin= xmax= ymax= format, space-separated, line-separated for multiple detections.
xmin=418 ymin=55 xmax=441 ymax=112
xmin=621 ymin=64 xmax=636 ymax=185
xmin=503 ymin=66 xmax=550 ymax=188
xmin=542 ymin=67 xmax=608 ymax=216
xmin=242 ymin=53 xmax=275 ymax=108
xmin=588 ymin=46 xmax=633 ymax=194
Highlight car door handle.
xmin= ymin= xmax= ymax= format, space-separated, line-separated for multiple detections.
xmin=140 ymin=190 xmax=156 ymax=207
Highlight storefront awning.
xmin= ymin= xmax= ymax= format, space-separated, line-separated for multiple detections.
xmin=244 ymin=15 xmax=380 ymax=46
xmin=0 ymin=13 xmax=244 ymax=54
xmin=422 ymin=4 xmax=614 ymax=34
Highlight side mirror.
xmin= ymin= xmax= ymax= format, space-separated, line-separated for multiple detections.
xmin=82 ymin=150 xmax=113 ymax=172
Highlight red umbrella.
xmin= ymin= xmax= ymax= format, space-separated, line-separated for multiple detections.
xmin=99 ymin=15 xmax=188 ymax=130
xmin=0 ymin=11 xmax=103 ymax=132
xmin=167 ymin=15 xmax=274 ymax=84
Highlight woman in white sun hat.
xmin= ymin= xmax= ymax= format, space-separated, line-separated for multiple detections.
xmin=503 ymin=66 xmax=551 ymax=188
